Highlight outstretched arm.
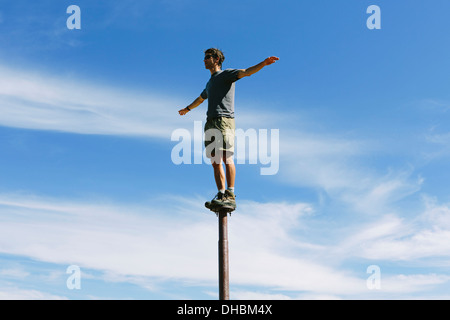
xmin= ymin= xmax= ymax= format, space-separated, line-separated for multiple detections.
xmin=178 ymin=95 xmax=205 ymax=116
xmin=237 ymin=56 xmax=279 ymax=79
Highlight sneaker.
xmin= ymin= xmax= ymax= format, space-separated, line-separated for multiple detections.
xmin=205 ymin=192 xmax=224 ymax=211
xmin=216 ymin=189 xmax=236 ymax=210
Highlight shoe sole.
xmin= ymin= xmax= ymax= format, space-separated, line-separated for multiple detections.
xmin=210 ymin=204 xmax=236 ymax=213
xmin=206 ymin=200 xmax=236 ymax=213
xmin=215 ymin=201 xmax=236 ymax=208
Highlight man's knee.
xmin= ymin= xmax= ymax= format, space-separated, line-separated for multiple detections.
xmin=211 ymin=160 xmax=222 ymax=170
xmin=223 ymin=156 xmax=234 ymax=166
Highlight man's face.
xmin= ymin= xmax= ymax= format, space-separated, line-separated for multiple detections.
xmin=204 ymin=54 xmax=217 ymax=69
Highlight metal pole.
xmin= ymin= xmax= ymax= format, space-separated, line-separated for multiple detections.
xmin=218 ymin=209 xmax=229 ymax=300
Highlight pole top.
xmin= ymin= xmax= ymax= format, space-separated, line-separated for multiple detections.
xmin=209 ymin=206 xmax=235 ymax=217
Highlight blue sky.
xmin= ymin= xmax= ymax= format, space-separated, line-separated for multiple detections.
xmin=1 ymin=0 xmax=450 ymax=299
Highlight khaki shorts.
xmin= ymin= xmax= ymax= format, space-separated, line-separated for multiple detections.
xmin=204 ymin=117 xmax=235 ymax=158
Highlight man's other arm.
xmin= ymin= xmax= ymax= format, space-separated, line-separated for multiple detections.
xmin=237 ymin=56 xmax=279 ymax=79
xmin=178 ymin=96 xmax=205 ymax=116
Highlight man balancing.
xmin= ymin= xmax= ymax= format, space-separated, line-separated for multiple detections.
xmin=178 ymin=48 xmax=279 ymax=212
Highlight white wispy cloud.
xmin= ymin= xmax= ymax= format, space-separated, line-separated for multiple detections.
xmin=0 ymin=193 xmax=361 ymax=298
xmin=0 ymin=287 xmax=68 ymax=300
xmin=336 ymin=195 xmax=450 ymax=263
xmin=0 ymin=64 xmax=186 ymax=138
xmin=279 ymin=130 xmax=370 ymax=191
xmin=0 ymin=63 xmax=287 ymax=143
xmin=1 ymin=193 xmax=449 ymax=299
xmin=0 ymin=267 xmax=30 ymax=279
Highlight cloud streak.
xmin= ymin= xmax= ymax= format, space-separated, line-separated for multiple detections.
xmin=0 ymin=64 xmax=187 ymax=138
xmin=0 ymin=193 xmax=363 ymax=298
xmin=0 ymin=63 xmax=288 ymax=143
xmin=1 ymin=192 xmax=449 ymax=299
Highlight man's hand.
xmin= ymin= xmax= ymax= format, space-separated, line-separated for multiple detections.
xmin=178 ymin=108 xmax=189 ymax=116
xmin=264 ymin=56 xmax=279 ymax=66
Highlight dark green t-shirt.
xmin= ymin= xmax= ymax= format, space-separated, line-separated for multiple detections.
xmin=201 ymin=69 xmax=240 ymax=120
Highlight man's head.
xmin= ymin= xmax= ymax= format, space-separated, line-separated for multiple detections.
xmin=204 ymin=48 xmax=225 ymax=70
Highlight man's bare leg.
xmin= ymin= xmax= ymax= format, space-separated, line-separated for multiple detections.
xmin=223 ymin=152 xmax=235 ymax=189
xmin=211 ymin=157 xmax=226 ymax=191
xmin=220 ymin=152 xmax=236 ymax=209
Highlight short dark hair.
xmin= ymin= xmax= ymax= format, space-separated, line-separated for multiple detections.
xmin=204 ymin=48 xmax=225 ymax=67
